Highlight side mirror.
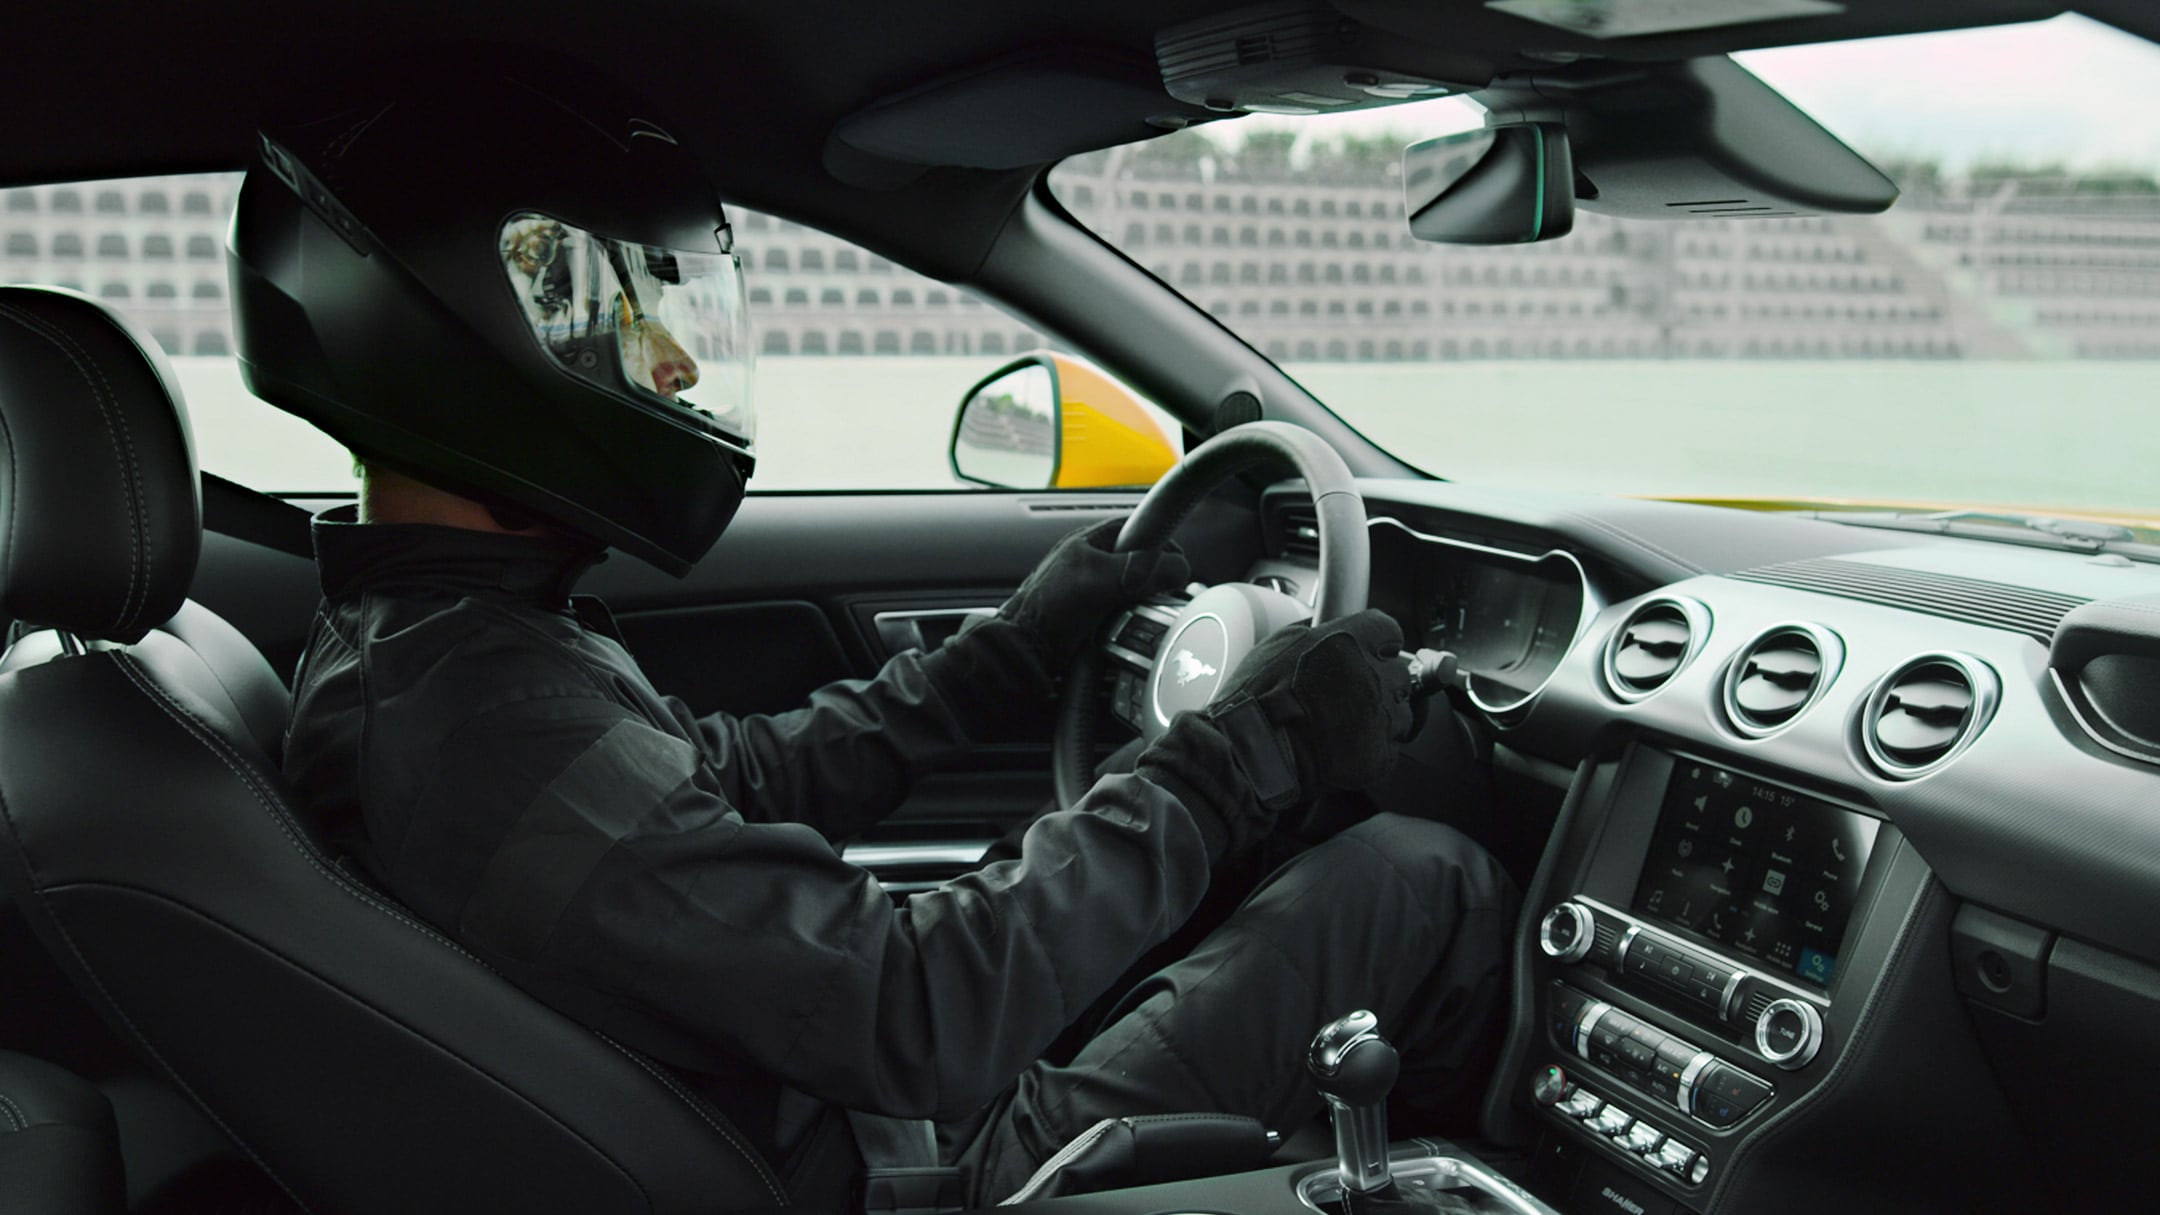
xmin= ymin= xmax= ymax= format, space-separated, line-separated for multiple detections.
xmin=1403 ymin=122 xmax=1575 ymax=246
xmin=951 ymin=352 xmax=1180 ymax=489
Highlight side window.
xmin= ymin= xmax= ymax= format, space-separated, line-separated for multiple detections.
xmin=731 ymin=208 xmax=1180 ymax=491
xmin=0 ymin=180 xmax=1172 ymax=496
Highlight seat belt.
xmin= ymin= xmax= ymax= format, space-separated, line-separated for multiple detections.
xmin=847 ymin=1111 xmax=963 ymax=1215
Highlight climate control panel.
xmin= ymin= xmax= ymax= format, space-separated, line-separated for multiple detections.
xmin=1538 ymin=899 xmax=1830 ymax=1072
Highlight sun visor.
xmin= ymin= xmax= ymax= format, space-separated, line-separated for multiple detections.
xmin=1482 ymin=55 xmax=1897 ymax=219
xmin=828 ymin=47 xmax=1219 ymax=181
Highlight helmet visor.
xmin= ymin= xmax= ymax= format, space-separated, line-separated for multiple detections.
xmin=499 ymin=213 xmax=753 ymax=447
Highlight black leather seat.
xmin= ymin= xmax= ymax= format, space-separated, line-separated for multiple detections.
xmin=0 ymin=1050 xmax=125 ymax=1215
xmin=0 ymin=286 xmax=784 ymax=1214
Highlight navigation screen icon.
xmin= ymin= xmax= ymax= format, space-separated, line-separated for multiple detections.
xmin=1798 ymin=948 xmax=1836 ymax=984
xmin=1762 ymin=869 xmax=1787 ymax=895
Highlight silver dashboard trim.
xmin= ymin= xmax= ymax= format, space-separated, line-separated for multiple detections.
xmin=1858 ymin=651 xmax=2002 ymax=779
xmin=1575 ymin=1003 xmax=1610 ymax=1062
xmin=1364 ymin=516 xmax=1602 ymax=718
xmin=1718 ymin=621 xmax=1846 ymax=740
xmin=842 ymin=842 xmax=991 ymax=869
xmin=1677 ymin=1051 xmax=1714 ymax=1117
xmin=1576 ymin=896 xmax=1833 ymax=1012
xmin=1601 ymin=595 xmax=1714 ymax=705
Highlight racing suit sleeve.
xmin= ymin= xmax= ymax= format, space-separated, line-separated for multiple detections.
xmin=672 ymin=615 xmax=1058 ymax=842
xmin=430 ymin=690 xmax=1217 ymax=1121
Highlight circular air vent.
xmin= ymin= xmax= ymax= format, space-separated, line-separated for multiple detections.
xmin=1861 ymin=653 xmax=2000 ymax=778
xmin=1603 ymin=597 xmax=1710 ymax=702
xmin=1722 ymin=624 xmax=1844 ymax=738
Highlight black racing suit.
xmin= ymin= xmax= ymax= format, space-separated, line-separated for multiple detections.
xmin=283 ymin=513 xmax=1517 ymax=1203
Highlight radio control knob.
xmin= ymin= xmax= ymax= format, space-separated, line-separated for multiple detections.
xmin=1755 ymin=998 xmax=1823 ymax=1070
xmin=1538 ymin=902 xmax=1595 ymax=964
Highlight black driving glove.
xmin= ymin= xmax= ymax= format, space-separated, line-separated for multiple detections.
xmin=1136 ymin=609 xmax=1416 ymax=857
xmin=999 ymin=518 xmax=1192 ymax=672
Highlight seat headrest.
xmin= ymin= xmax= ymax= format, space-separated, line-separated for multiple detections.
xmin=0 ymin=286 xmax=200 ymax=644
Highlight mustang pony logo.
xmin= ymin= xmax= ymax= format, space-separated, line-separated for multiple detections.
xmin=1172 ymin=649 xmax=1219 ymax=687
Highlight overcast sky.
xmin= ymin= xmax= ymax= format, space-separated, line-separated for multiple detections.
xmin=1215 ymin=14 xmax=2160 ymax=174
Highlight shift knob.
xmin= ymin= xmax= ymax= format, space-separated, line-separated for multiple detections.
xmin=1308 ymin=1010 xmax=1400 ymax=1198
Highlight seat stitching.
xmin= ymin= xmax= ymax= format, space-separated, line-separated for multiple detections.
xmin=591 ymin=1031 xmax=789 ymax=1206
xmin=44 ymin=877 xmax=661 ymax=1210
xmin=0 ymin=776 xmax=310 ymax=1210
xmin=0 ymin=301 xmax=150 ymax=631
xmin=0 ymin=1091 xmax=27 ymax=1131
xmin=114 ymin=653 xmax=481 ymax=955
xmin=0 ymin=378 xmax=17 ymax=599
xmin=115 ymin=652 xmax=782 ymax=1196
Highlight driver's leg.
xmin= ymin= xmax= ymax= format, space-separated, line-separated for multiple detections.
xmin=958 ymin=812 xmax=1519 ymax=1202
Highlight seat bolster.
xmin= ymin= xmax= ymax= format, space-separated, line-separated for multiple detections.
xmin=156 ymin=601 xmax=290 ymax=762
xmin=0 ymin=1050 xmax=125 ymax=1215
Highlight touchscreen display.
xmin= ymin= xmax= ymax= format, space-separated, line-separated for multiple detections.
xmin=1631 ymin=759 xmax=1881 ymax=989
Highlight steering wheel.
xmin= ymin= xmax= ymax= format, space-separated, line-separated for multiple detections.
xmin=1052 ymin=421 xmax=1370 ymax=812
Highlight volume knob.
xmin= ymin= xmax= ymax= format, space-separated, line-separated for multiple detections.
xmin=1538 ymin=902 xmax=1595 ymax=964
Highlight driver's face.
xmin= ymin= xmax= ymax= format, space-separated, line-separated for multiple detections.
xmin=616 ymin=293 xmax=700 ymax=399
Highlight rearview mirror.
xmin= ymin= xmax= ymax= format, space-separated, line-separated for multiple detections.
xmin=1403 ymin=122 xmax=1574 ymax=246
xmin=950 ymin=352 xmax=1180 ymax=489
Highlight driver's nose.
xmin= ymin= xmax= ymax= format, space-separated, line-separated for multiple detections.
xmin=639 ymin=319 xmax=701 ymax=399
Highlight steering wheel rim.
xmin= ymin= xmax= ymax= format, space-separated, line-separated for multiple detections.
xmin=1052 ymin=421 xmax=1369 ymax=812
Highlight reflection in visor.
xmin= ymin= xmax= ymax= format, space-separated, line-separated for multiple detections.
xmin=499 ymin=213 xmax=754 ymax=445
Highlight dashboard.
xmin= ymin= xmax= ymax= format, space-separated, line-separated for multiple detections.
xmin=1253 ymin=479 xmax=2160 ymax=1215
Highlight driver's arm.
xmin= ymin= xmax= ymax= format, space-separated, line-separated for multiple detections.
xmin=669 ymin=614 xmax=1053 ymax=841
xmin=427 ymin=692 xmax=1234 ymax=1120
xmin=675 ymin=521 xmax=1187 ymax=841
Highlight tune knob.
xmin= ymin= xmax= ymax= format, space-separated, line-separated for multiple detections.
xmin=1754 ymin=998 xmax=1823 ymax=1070
xmin=1538 ymin=902 xmax=1595 ymax=964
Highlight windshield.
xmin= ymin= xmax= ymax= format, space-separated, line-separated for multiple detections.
xmin=1048 ymin=14 xmax=2160 ymax=527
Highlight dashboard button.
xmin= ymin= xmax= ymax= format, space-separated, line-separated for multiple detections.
xmin=1561 ymin=1089 xmax=1603 ymax=1119
xmin=1655 ymin=1141 xmax=1696 ymax=1178
xmin=1692 ymin=1062 xmax=1772 ymax=1128
xmin=1643 ymin=1070 xmax=1681 ymax=1104
xmin=1592 ymin=1106 xmax=1634 ymax=1136
xmin=1622 ymin=1122 xmax=1664 ymax=1154
xmin=1699 ymin=1063 xmax=1773 ymax=1115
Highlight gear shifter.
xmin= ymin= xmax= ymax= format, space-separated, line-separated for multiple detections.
xmin=1308 ymin=1010 xmax=1400 ymax=1214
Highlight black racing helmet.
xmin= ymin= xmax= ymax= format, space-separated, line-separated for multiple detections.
xmin=230 ymin=63 xmax=753 ymax=575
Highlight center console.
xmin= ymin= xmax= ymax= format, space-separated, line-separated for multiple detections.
xmin=1503 ymin=745 xmax=1912 ymax=1215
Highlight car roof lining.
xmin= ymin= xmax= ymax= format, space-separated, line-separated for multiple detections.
xmin=4 ymin=0 xmax=2099 ymax=284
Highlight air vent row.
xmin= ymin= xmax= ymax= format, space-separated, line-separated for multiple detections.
xmin=1733 ymin=558 xmax=2088 ymax=645
xmin=1603 ymin=597 xmax=1710 ymax=702
xmin=1861 ymin=653 xmax=1999 ymax=778
xmin=1272 ymin=501 xmax=1320 ymax=561
xmin=1723 ymin=624 xmax=1843 ymax=737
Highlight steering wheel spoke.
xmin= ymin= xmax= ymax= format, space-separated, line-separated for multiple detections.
xmin=1052 ymin=422 xmax=1372 ymax=812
